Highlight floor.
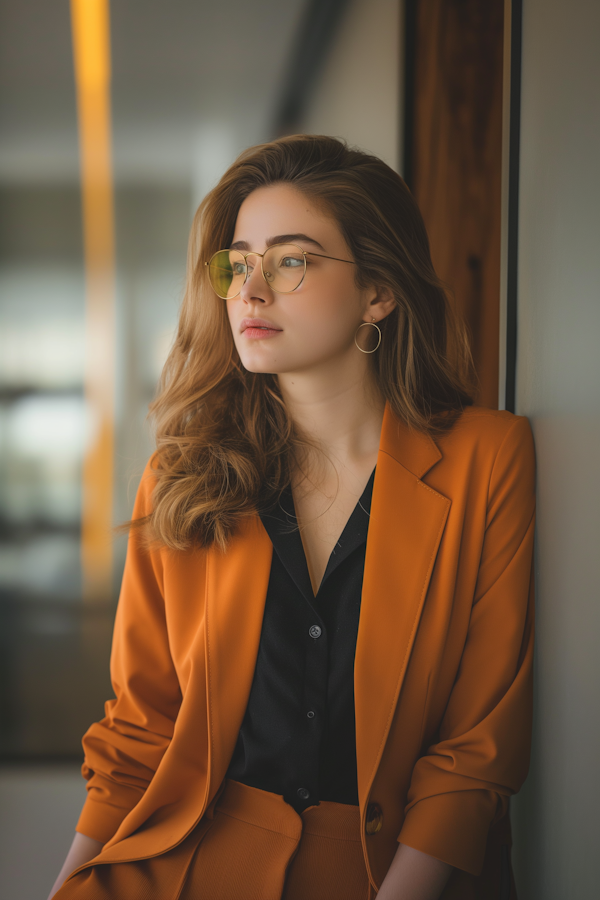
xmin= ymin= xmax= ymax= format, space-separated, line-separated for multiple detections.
xmin=0 ymin=764 xmax=87 ymax=900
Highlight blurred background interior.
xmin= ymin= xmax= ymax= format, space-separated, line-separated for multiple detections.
xmin=1 ymin=1 xmax=599 ymax=898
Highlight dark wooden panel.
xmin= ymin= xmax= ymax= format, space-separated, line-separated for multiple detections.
xmin=409 ymin=0 xmax=504 ymax=408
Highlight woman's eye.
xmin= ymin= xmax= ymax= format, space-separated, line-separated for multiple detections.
xmin=280 ymin=256 xmax=304 ymax=268
xmin=232 ymin=263 xmax=246 ymax=276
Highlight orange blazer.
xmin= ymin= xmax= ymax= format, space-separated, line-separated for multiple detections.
xmin=74 ymin=405 xmax=535 ymax=894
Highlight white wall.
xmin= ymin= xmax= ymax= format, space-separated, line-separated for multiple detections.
xmin=511 ymin=1 xmax=600 ymax=896
xmin=301 ymin=0 xmax=402 ymax=172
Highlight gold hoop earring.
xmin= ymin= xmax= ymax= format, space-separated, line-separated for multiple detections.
xmin=354 ymin=319 xmax=381 ymax=354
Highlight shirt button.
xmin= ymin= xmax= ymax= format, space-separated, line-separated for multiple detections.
xmin=306 ymin=710 xmax=315 ymax=719
xmin=297 ymin=787 xmax=310 ymax=801
xmin=308 ymin=624 xmax=322 ymax=639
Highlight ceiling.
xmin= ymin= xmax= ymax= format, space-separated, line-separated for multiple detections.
xmin=0 ymin=0 xmax=308 ymax=188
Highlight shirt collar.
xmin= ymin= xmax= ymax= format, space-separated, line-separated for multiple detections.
xmin=259 ymin=468 xmax=375 ymax=601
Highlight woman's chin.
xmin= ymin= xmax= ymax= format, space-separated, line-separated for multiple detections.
xmin=239 ymin=357 xmax=283 ymax=375
xmin=237 ymin=348 xmax=294 ymax=376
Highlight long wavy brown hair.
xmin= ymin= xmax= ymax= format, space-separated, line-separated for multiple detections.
xmin=141 ymin=134 xmax=473 ymax=551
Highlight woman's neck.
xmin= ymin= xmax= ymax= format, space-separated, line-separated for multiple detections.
xmin=277 ymin=363 xmax=385 ymax=477
xmin=277 ymin=362 xmax=384 ymax=592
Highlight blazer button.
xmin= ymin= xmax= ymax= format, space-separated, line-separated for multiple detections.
xmin=365 ymin=802 xmax=383 ymax=835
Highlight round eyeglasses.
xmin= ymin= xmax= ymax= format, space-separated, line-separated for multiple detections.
xmin=205 ymin=242 xmax=355 ymax=299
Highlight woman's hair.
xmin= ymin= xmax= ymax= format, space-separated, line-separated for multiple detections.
xmin=143 ymin=134 xmax=474 ymax=550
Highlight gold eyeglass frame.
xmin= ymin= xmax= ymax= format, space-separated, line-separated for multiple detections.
xmin=205 ymin=242 xmax=355 ymax=299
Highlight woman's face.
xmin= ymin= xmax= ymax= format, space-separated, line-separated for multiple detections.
xmin=225 ymin=183 xmax=388 ymax=378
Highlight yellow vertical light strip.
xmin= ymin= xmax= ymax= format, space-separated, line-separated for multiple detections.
xmin=71 ymin=0 xmax=116 ymax=602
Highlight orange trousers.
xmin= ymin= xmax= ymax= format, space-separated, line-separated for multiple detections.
xmin=57 ymin=779 xmax=375 ymax=900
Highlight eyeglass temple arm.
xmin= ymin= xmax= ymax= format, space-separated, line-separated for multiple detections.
xmin=305 ymin=251 xmax=355 ymax=265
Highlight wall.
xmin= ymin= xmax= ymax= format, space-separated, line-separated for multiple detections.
xmin=510 ymin=0 xmax=600 ymax=896
xmin=301 ymin=0 xmax=402 ymax=171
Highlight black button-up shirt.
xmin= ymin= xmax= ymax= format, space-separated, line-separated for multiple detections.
xmin=227 ymin=470 xmax=375 ymax=813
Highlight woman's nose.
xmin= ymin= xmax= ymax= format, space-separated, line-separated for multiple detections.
xmin=240 ymin=254 xmax=272 ymax=304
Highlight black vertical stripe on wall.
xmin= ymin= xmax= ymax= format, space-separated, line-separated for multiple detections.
xmin=272 ymin=0 xmax=352 ymax=136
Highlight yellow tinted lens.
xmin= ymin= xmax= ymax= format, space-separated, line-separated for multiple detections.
xmin=208 ymin=250 xmax=246 ymax=298
xmin=263 ymin=244 xmax=306 ymax=293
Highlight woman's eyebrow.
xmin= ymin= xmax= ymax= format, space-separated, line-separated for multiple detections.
xmin=229 ymin=233 xmax=326 ymax=252
xmin=267 ymin=233 xmax=326 ymax=250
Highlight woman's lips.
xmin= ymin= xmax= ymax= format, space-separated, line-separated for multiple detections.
xmin=240 ymin=319 xmax=283 ymax=340
xmin=243 ymin=327 xmax=282 ymax=339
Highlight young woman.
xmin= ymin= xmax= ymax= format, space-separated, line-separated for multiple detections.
xmin=50 ymin=135 xmax=535 ymax=900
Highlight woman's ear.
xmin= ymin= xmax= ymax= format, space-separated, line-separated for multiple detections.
xmin=363 ymin=285 xmax=397 ymax=323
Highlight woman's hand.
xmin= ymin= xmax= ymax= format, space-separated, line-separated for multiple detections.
xmin=47 ymin=832 xmax=103 ymax=900
xmin=376 ymin=842 xmax=452 ymax=900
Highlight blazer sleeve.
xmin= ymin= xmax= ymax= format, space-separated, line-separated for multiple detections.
xmin=397 ymin=416 xmax=536 ymax=875
xmin=76 ymin=459 xmax=183 ymax=843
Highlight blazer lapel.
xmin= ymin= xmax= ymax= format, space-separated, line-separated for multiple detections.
xmin=204 ymin=515 xmax=273 ymax=801
xmin=355 ymin=406 xmax=451 ymax=808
